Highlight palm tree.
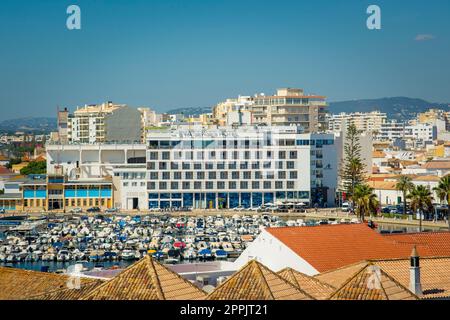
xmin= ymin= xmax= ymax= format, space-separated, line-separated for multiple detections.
xmin=352 ymin=184 xmax=379 ymax=222
xmin=408 ymin=185 xmax=433 ymax=232
xmin=433 ymin=175 xmax=450 ymax=231
xmin=395 ymin=176 xmax=414 ymax=217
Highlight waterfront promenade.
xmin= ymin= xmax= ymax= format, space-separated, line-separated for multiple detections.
xmin=2 ymin=208 xmax=449 ymax=230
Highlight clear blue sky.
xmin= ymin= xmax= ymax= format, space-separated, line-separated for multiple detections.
xmin=0 ymin=0 xmax=449 ymax=119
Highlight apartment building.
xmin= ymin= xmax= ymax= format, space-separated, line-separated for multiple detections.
xmin=328 ymin=111 xmax=387 ymax=133
xmin=55 ymin=102 xmax=147 ymax=144
xmin=212 ymin=96 xmax=254 ymax=126
xmin=145 ymin=125 xmax=337 ymax=209
xmin=405 ymin=123 xmax=437 ymax=147
xmin=251 ymin=88 xmax=328 ymax=132
xmin=379 ymin=120 xmax=406 ymax=141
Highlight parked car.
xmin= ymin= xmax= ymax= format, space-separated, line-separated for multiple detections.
xmin=87 ymin=207 xmax=101 ymax=213
xmin=105 ymin=208 xmax=119 ymax=213
xmin=341 ymin=202 xmax=351 ymax=212
xmin=69 ymin=208 xmax=82 ymax=214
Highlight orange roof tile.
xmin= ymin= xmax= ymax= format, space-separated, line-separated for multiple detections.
xmin=422 ymin=161 xmax=450 ymax=170
xmin=384 ymin=232 xmax=450 ymax=256
xmin=265 ymin=224 xmax=422 ymax=273
xmin=328 ymin=262 xmax=418 ymax=300
xmin=278 ymin=268 xmax=335 ymax=299
xmin=81 ymin=256 xmax=206 ymax=300
xmin=207 ymin=260 xmax=314 ymax=300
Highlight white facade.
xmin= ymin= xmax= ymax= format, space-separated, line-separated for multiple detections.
xmin=234 ymin=229 xmax=319 ymax=275
xmin=328 ymin=111 xmax=387 ymax=133
xmin=405 ymin=123 xmax=437 ymax=147
xmin=146 ymin=125 xmax=338 ymax=209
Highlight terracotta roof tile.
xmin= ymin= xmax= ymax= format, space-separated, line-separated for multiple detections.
xmin=28 ymin=279 xmax=104 ymax=300
xmin=0 ymin=266 xmax=99 ymax=300
xmin=265 ymin=224 xmax=417 ymax=273
xmin=207 ymin=260 xmax=314 ymax=300
xmin=328 ymin=263 xmax=418 ymax=300
xmin=384 ymin=232 xmax=450 ymax=257
xmin=318 ymin=256 xmax=450 ymax=300
xmin=278 ymin=268 xmax=335 ymax=299
xmin=81 ymin=256 xmax=206 ymax=300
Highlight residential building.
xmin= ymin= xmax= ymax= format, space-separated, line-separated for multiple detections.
xmin=56 ymin=102 xmax=144 ymax=144
xmin=328 ymin=111 xmax=387 ymax=134
xmin=405 ymin=123 xmax=437 ymax=147
xmin=212 ymin=96 xmax=254 ymax=126
xmin=146 ymin=125 xmax=338 ymax=209
xmin=378 ymin=120 xmax=406 ymax=141
xmin=251 ymin=88 xmax=328 ymax=132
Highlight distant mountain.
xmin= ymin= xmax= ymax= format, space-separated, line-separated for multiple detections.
xmin=329 ymin=97 xmax=449 ymax=121
xmin=165 ymin=107 xmax=212 ymax=116
xmin=0 ymin=117 xmax=56 ymax=134
xmin=167 ymin=97 xmax=449 ymax=122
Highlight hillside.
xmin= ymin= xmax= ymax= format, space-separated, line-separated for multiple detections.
xmin=0 ymin=117 xmax=56 ymax=134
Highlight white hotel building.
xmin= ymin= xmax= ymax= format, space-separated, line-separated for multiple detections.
xmin=145 ymin=125 xmax=337 ymax=209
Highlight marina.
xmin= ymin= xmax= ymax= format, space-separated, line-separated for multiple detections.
xmin=0 ymin=212 xmax=443 ymax=273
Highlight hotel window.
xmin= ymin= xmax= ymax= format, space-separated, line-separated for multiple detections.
xmin=159 ymin=162 xmax=167 ymax=170
xmin=263 ymin=162 xmax=271 ymax=169
xmin=171 ymin=182 xmax=179 ymax=190
xmin=197 ymin=172 xmax=205 ymax=179
xmin=255 ymin=171 xmax=262 ymax=179
xmin=171 ymin=162 xmax=179 ymax=170
xmin=123 ymin=182 xmax=129 ymax=187
xmin=240 ymin=181 xmax=248 ymax=189
xmin=255 ymin=151 xmax=262 ymax=159
xmin=252 ymin=162 xmax=260 ymax=169
xmin=182 ymin=182 xmax=190 ymax=190
xmin=276 ymin=161 xmax=284 ymax=169
xmin=159 ymin=182 xmax=167 ymax=190
xmin=240 ymin=162 xmax=249 ymax=170
xmin=208 ymin=172 xmax=216 ymax=180
xmin=263 ymin=181 xmax=272 ymax=189
xmin=162 ymin=172 xmax=170 ymax=180
xmin=243 ymin=172 xmax=251 ymax=179
xmin=149 ymin=152 xmax=158 ymax=160
xmin=205 ymin=163 xmax=214 ymax=170
xmin=287 ymin=181 xmax=295 ymax=189
xmin=278 ymin=151 xmax=286 ymax=159
xmin=278 ymin=171 xmax=286 ymax=179
xmin=217 ymin=181 xmax=225 ymax=189
xmin=194 ymin=163 xmax=202 ymax=170
xmin=220 ymin=172 xmax=228 ymax=180
xmin=287 ymin=161 xmax=295 ymax=169
xmin=266 ymin=151 xmax=273 ymax=159
xmin=233 ymin=151 xmax=239 ymax=160
xmin=244 ymin=151 xmax=250 ymax=159
xmin=289 ymin=151 xmax=298 ymax=159
xmin=150 ymin=172 xmax=158 ymax=180
xmin=197 ymin=151 xmax=204 ymax=160
xmin=185 ymin=172 xmax=193 ymax=180
xmin=182 ymin=162 xmax=190 ymax=170
xmin=174 ymin=172 xmax=182 ymax=180
xmin=221 ymin=151 xmax=227 ymax=160
xmin=275 ymin=181 xmax=283 ymax=189
xmin=232 ymin=172 xmax=239 ymax=179
xmin=194 ymin=182 xmax=202 ymax=190
xmin=217 ymin=162 xmax=225 ymax=170
xmin=147 ymin=162 xmax=156 ymax=170
xmin=228 ymin=162 xmax=237 ymax=170
xmin=290 ymin=171 xmax=298 ymax=179
xmin=228 ymin=181 xmax=237 ymax=189
xmin=205 ymin=182 xmax=213 ymax=189
xmin=162 ymin=152 xmax=170 ymax=160
xmin=209 ymin=151 xmax=216 ymax=159
xmin=132 ymin=182 xmax=137 ymax=187
xmin=252 ymin=181 xmax=260 ymax=189
xmin=266 ymin=171 xmax=275 ymax=179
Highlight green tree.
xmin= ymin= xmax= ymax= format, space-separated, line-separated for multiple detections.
xmin=20 ymin=161 xmax=46 ymax=175
xmin=408 ymin=185 xmax=433 ymax=232
xmin=352 ymin=184 xmax=379 ymax=221
xmin=433 ymin=175 xmax=450 ymax=231
xmin=339 ymin=124 xmax=366 ymax=207
xmin=395 ymin=175 xmax=415 ymax=217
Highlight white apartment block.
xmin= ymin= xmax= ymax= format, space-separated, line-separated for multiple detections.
xmin=405 ymin=123 xmax=437 ymax=147
xmin=57 ymin=102 xmax=146 ymax=144
xmin=379 ymin=120 xmax=406 ymax=141
xmin=145 ymin=125 xmax=337 ymax=209
xmin=328 ymin=111 xmax=387 ymax=133
xmin=251 ymin=88 xmax=328 ymax=132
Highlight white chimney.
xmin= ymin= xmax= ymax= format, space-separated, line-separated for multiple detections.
xmin=409 ymin=246 xmax=422 ymax=296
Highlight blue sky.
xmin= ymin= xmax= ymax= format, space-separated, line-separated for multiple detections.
xmin=0 ymin=0 xmax=449 ymax=119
